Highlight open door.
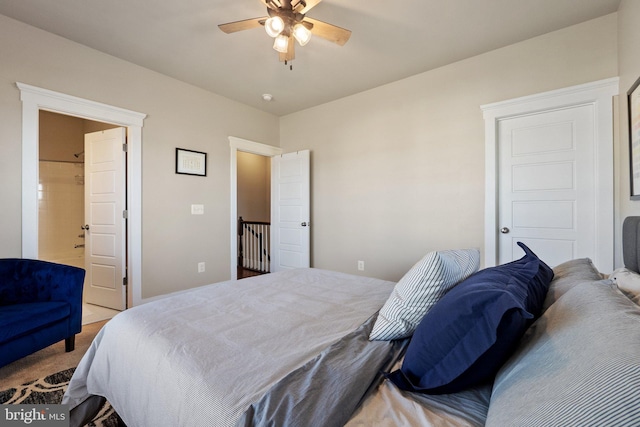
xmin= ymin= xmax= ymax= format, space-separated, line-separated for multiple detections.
xmin=84 ymin=128 xmax=127 ymax=310
xmin=270 ymin=150 xmax=310 ymax=271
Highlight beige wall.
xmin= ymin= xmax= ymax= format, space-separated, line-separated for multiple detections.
xmin=280 ymin=14 xmax=619 ymax=281
xmin=1 ymin=8 xmax=634 ymax=297
xmin=39 ymin=110 xmax=118 ymax=162
xmin=617 ymin=0 xmax=640 ymax=267
xmin=0 ymin=14 xmax=280 ymax=299
xmin=237 ymin=151 xmax=270 ymax=223
xmin=39 ymin=111 xmax=85 ymax=162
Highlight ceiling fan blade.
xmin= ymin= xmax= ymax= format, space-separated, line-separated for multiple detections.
xmin=304 ymin=18 xmax=351 ymax=46
xmin=259 ymin=0 xmax=281 ymax=10
xmin=294 ymin=0 xmax=322 ymax=14
xmin=218 ymin=17 xmax=267 ymax=34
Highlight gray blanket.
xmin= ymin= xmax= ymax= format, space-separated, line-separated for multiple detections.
xmin=63 ymin=268 xmax=403 ymax=427
xmin=239 ymin=315 xmax=407 ymax=427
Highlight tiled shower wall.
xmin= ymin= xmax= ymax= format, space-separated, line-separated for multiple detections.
xmin=38 ymin=160 xmax=85 ymax=263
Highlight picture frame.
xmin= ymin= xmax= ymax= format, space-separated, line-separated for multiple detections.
xmin=629 ymin=76 xmax=640 ymax=199
xmin=176 ymin=148 xmax=207 ymax=176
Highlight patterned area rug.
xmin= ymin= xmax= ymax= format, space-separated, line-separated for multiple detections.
xmin=0 ymin=367 xmax=121 ymax=426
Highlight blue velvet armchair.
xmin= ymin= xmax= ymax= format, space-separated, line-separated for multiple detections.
xmin=0 ymin=258 xmax=85 ymax=368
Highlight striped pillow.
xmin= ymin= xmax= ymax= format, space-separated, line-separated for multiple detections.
xmin=369 ymin=248 xmax=480 ymax=341
xmin=486 ymin=280 xmax=640 ymax=426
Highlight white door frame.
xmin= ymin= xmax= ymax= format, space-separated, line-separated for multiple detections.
xmin=482 ymin=77 xmax=618 ymax=270
xmin=229 ymin=136 xmax=282 ymax=280
xmin=18 ymin=83 xmax=146 ymax=307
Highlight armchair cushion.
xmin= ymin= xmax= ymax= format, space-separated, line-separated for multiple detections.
xmin=0 ymin=302 xmax=71 ymax=344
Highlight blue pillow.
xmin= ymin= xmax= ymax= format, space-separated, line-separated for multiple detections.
xmin=386 ymin=242 xmax=553 ymax=394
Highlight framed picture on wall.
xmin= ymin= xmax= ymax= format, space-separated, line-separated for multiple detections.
xmin=629 ymin=76 xmax=640 ymax=199
xmin=176 ymin=148 xmax=207 ymax=176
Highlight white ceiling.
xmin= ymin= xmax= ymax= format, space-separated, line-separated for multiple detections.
xmin=0 ymin=0 xmax=621 ymax=116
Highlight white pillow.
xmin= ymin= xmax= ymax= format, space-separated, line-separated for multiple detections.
xmin=610 ymin=267 xmax=640 ymax=305
xmin=369 ymin=248 xmax=480 ymax=341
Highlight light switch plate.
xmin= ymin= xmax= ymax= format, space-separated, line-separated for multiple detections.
xmin=191 ymin=204 xmax=204 ymax=215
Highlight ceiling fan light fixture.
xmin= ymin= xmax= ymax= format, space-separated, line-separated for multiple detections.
xmin=273 ymin=34 xmax=289 ymax=53
xmin=264 ymin=16 xmax=285 ymax=37
xmin=292 ymin=23 xmax=312 ymax=46
xmin=218 ymin=0 xmax=351 ymax=65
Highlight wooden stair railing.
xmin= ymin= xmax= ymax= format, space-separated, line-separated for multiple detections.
xmin=238 ymin=216 xmax=271 ymax=274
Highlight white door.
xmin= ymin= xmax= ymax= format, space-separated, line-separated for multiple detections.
xmin=84 ymin=128 xmax=127 ymax=310
xmin=270 ymin=150 xmax=310 ymax=271
xmin=497 ymin=105 xmax=596 ymax=267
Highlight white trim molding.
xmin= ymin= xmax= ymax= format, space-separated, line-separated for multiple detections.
xmin=229 ymin=136 xmax=282 ymax=280
xmin=18 ymin=82 xmax=147 ymax=307
xmin=481 ymin=77 xmax=619 ymax=270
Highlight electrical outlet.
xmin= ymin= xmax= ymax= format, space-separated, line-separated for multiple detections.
xmin=198 ymin=262 xmax=205 ymax=273
xmin=357 ymin=260 xmax=365 ymax=271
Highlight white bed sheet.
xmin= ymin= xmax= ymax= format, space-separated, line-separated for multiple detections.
xmin=63 ymin=268 xmax=396 ymax=427
xmin=346 ymin=358 xmax=491 ymax=427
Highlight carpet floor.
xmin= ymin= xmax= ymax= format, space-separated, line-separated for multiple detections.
xmin=0 ymin=367 xmax=120 ymax=426
xmin=0 ymin=320 xmax=122 ymax=426
xmin=0 ymin=320 xmax=108 ymax=389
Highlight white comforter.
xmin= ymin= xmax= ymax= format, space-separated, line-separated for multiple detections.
xmin=63 ymin=268 xmax=396 ymax=427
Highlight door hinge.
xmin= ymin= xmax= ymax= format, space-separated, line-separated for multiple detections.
xmin=123 ymin=143 xmax=128 ymax=152
xmin=123 ymin=210 xmax=128 ymax=219
xmin=123 ymin=277 xmax=128 ymax=287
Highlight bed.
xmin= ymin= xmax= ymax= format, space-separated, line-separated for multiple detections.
xmin=63 ymin=221 xmax=640 ymax=426
xmin=64 ymin=268 xmax=410 ymax=427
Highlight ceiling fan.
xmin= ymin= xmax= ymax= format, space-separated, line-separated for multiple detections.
xmin=218 ymin=0 xmax=351 ymax=66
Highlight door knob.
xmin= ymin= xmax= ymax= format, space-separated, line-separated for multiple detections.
xmin=500 ymin=227 xmax=510 ymax=234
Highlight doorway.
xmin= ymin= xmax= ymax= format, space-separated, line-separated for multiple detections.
xmin=18 ymin=83 xmax=146 ymax=307
xmin=237 ymin=151 xmax=271 ymax=279
xmin=229 ymin=137 xmax=282 ymax=280
xmin=229 ymin=137 xmax=312 ymax=279
xmin=38 ymin=111 xmax=123 ymax=318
